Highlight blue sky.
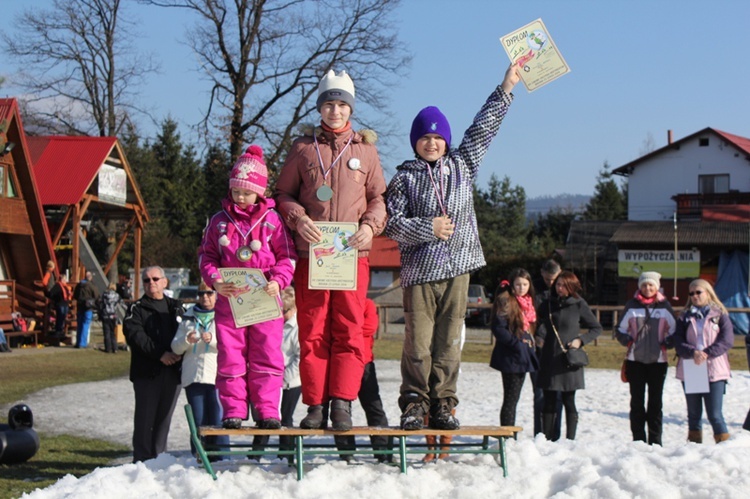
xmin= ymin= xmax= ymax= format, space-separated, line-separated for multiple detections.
xmin=3 ymin=0 xmax=750 ymax=198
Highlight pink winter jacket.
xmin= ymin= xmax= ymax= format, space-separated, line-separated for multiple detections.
xmin=199 ymin=197 xmax=297 ymax=290
xmin=674 ymin=307 xmax=733 ymax=382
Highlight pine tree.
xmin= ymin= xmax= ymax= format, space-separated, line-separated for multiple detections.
xmin=151 ymin=120 xmax=202 ymax=237
xmin=473 ymin=174 xmax=528 ymax=258
xmin=582 ymin=162 xmax=627 ymax=220
xmin=530 ymin=207 xmax=578 ymax=253
xmin=202 ymin=143 xmax=232 ymax=216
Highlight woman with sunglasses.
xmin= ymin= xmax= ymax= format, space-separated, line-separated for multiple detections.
xmin=171 ymin=282 xmax=229 ymax=461
xmin=673 ymin=279 xmax=734 ymax=444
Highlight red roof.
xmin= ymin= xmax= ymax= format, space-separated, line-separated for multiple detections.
xmin=28 ymin=136 xmax=117 ymax=205
xmin=0 ymin=98 xmax=58 ymax=280
xmin=702 ymin=205 xmax=750 ymax=222
xmin=369 ymin=236 xmax=401 ymax=268
xmin=713 ymin=128 xmax=750 ymax=155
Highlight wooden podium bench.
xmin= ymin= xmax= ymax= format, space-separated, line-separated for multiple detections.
xmin=185 ymin=405 xmax=522 ymax=481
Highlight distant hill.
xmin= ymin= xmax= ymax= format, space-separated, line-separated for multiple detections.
xmin=526 ymin=194 xmax=590 ymax=217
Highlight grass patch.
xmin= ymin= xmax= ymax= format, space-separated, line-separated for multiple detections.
xmin=0 ymin=349 xmax=130 ymax=405
xmin=1 ymin=340 xmax=131 ymax=499
xmin=0 ymin=433 xmax=130 ymax=499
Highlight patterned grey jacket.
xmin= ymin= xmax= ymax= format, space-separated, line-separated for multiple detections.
xmin=386 ymin=86 xmax=513 ymax=288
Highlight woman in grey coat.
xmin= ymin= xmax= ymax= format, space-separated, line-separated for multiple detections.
xmin=536 ymin=271 xmax=602 ymax=440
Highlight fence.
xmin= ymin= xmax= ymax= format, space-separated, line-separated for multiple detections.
xmin=375 ymin=302 xmax=750 ymax=346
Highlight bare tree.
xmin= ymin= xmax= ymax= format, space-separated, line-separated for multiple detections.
xmin=142 ymin=0 xmax=410 ymax=173
xmin=2 ymin=0 xmax=158 ymax=137
xmin=639 ymin=132 xmax=657 ymax=156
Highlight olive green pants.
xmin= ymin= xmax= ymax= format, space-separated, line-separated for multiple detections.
xmin=399 ymin=273 xmax=469 ymax=412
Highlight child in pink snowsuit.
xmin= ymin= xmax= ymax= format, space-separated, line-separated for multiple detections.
xmin=199 ymin=145 xmax=297 ymax=429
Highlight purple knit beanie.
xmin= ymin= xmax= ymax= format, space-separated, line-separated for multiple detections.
xmin=409 ymin=106 xmax=452 ymax=152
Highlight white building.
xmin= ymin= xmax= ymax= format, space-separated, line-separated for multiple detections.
xmin=614 ymin=128 xmax=750 ymax=222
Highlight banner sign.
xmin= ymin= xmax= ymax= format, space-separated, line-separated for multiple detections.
xmin=98 ymin=164 xmax=127 ymax=206
xmin=618 ymin=249 xmax=700 ymax=278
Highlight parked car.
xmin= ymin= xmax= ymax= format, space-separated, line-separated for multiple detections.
xmin=466 ymin=284 xmax=492 ymax=326
xmin=174 ymin=285 xmax=199 ymax=310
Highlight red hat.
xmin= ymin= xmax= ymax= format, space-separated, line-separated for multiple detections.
xmin=230 ymin=145 xmax=267 ymax=196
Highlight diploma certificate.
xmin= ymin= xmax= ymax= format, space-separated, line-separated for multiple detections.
xmin=218 ymin=268 xmax=282 ymax=327
xmin=683 ymin=358 xmax=710 ymax=394
xmin=309 ymin=222 xmax=359 ymax=290
xmin=500 ymin=18 xmax=570 ymax=92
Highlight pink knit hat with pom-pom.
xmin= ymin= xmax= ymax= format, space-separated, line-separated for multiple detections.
xmin=230 ymin=145 xmax=268 ymax=197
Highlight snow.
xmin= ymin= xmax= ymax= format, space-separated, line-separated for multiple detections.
xmin=8 ymin=360 xmax=750 ymax=498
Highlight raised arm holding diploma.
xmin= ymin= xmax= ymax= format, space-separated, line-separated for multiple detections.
xmin=500 ymin=18 xmax=570 ymax=92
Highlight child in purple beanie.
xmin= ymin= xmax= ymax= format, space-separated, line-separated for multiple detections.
xmin=385 ymin=62 xmax=520 ymax=430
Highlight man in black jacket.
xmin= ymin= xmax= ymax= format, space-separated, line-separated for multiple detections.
xmin=123 ymin=266 xmax=183 ymax=463
xmin=532 ymin=259 xmax=563 ymax=439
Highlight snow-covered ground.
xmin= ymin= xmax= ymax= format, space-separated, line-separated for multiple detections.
xmin=7 ymin=360 xmax=750 ymax=498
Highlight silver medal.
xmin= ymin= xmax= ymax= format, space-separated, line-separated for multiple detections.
xmin=316 ymin=184 xmax=333 ymax=201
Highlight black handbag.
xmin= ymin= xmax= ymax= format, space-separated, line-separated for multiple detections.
xmin=549 ymin=304 xmax=589 ymax=369
xmin=564 ymin=347 xmax=589 ymax=368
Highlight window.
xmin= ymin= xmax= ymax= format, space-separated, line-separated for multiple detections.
xmin=0 ymin=164 xmax=16 ymax=197
xmin=699 ymin=174 xmax=729 ymax=194
xmin=698 ymin=137 xmax=709 ymax=147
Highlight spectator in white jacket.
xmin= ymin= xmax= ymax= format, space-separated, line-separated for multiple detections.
xmin=252 ymin=286 xmax=302 ymax=463
xmin=171 ymin=282 xmax=228 ymax=460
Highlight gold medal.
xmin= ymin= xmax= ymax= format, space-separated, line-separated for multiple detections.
xmin=236 ymin=246 xmax=253 ymax=261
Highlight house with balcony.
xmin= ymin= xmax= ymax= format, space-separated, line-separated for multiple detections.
xmin=614 ymin=128 xmax=750 ymax=222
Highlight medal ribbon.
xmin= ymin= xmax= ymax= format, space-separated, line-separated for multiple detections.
xmin=427 ymin=157 xmax=447 ymax=217
xmin=222 ymin=209 xmax=271 ymax=248
xmin=192 ymin=311 xmax=214 ymax=353
xmin=313 ymin=132 xmax=354 ymax=185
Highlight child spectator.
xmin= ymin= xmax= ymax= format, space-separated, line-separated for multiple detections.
xmin=275 ymin=70 xmax=387 ymax=430
xmin=252 ymin=286 xmax=302 ymax=463
xmin=385 ymin=62 xmax=520 ymax=430
xmin=171 ymin=282 xmax=229 ymax=460
xmin=199 ymin=145 xmax=297 ymax=429
xmin=334 ymin=299 xmax=392 ymax=462
xmin=489 ymin=269 xmax=539 ymax=429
